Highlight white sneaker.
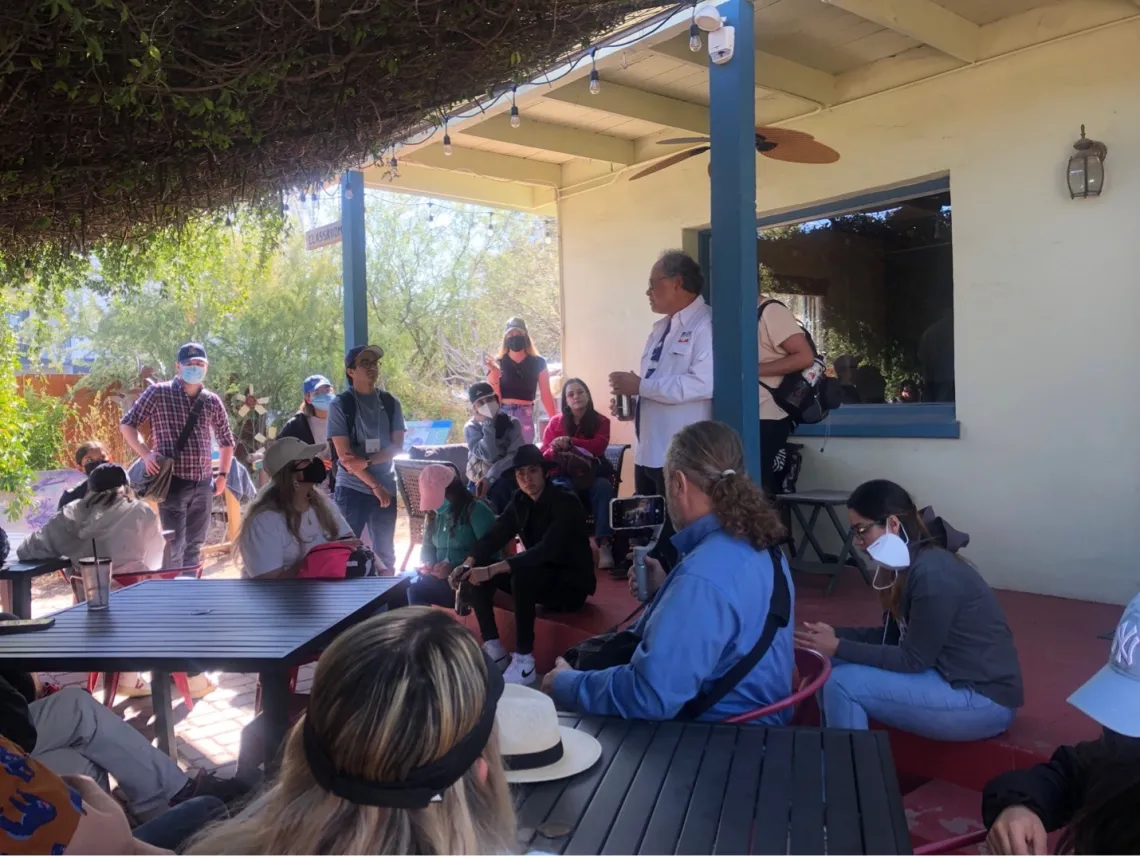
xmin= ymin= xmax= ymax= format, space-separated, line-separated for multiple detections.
xmin=118 ymin=672 xmax=151 ymax=698
xmin=597 ymin=542 xmax=615 ymax=570
xmin=502 ymin=653 xmax=537 ymax=686
xmin=483 ymin=639 xmax=509 ymax=668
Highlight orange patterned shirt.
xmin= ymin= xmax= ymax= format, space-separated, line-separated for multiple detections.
xmin=0 ymin=736 xmax=82 ymax=854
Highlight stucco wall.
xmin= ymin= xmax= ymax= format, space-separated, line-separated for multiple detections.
xmin=558 ymin=21 xmax=1140 ymax=605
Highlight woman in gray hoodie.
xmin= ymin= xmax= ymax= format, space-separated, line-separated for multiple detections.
xmin=463 ymin=382 xmax=523 ymax=513
xmin=795 ymin=479 xmax=1023 ymax=741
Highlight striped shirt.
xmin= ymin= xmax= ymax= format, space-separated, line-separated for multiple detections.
xmin=121 ymin=379 xmax=235 ymax=482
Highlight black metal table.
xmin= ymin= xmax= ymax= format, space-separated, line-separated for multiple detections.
xmin=0 ymin=576 xmax=409 ymax=759
xmin=0 ymin=556 xmax=69 ymax=618
xmin=514 ymin=716 xmax=911 ymax=855
xmin=777 ymin=490 xmax=872 ymax=595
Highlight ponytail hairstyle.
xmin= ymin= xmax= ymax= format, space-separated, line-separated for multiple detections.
xmin=664 ymin=420 xmax=785 ymax=550
xmin=846 ymin=479 xmax=930 ymax=621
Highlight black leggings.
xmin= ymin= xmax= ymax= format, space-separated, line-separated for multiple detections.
xmin=470 ymin=567 xmax=589 ymax=654
xmin=760 ymin=417 xmax=794 ymax=498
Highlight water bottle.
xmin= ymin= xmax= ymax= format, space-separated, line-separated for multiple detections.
xmin=632 ymin=546 xmax=651 ymax=602
xmin=453 ymin=566 xmax=473 ymax=616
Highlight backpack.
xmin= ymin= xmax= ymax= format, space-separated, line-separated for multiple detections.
xmin=330 ymin=389 xmax=397 ymax=480
xmin=296 ymin=542 xmax=375 ymax=578
xmin=758 ymin=300 xmax=842 ymax=426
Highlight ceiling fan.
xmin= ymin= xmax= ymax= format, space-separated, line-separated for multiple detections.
xmin=629 ymin=127 xmax=840 ymax=181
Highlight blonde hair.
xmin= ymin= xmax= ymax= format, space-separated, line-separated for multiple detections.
xmin=665 ymin=420 xmax=786 ymax=550
xmin=234 ymin=466 xmax=343 ymax=566
xmin=188 ymin=608 xmax=516 ymax=855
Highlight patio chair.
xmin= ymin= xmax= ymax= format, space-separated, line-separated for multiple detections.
xmin=603 ymin=443 xmax=629 ymax=495
xmin=721 ymin=647 xmax=831 ymax=725
xmin=914 ymin=830 xmax=986 ymax=854
xmin=393 ymin=457 xmax=462 ymax=571
xmin=64 ymin=564 xmax=204 ymax=712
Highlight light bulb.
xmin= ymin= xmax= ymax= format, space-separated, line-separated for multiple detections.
xmin=345 ymin=188 xmax=353 ymax=200
xmin=510 ymin=105 xmax=520 ymax=128
xmin=589 ymin=69 xmax=600 ymax=95
xmin=689 ymin=23 xmax=702 ymax=52
xmin=443 ymin=133 xmax=453 ymax=156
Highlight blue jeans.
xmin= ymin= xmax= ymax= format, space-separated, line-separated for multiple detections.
xmin=407 ymin=573 xmax=456 ymax=607
xmin=334 ymin=484 xmax=398 ymax=573
xmin=822 ymin=662 xmax=1016 ymax=741
xmin=555 ymin=477 xmax=615 ymax=538
xmin=133 ymin=796 xmax=228 ymax=850
xmin=485 ymin=474 xmax=517 ymax=514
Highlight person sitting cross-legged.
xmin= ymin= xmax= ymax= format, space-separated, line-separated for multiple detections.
xmin=407 ymin=465 xmax=499 ymax=608
xmin=455 ymin=445 xmax=596 ymax=686
xmin=544 ymin=420 xmax=795 ymax=722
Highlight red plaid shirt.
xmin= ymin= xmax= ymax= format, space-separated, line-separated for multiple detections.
xmin=121 ymin=379 xmax=235 ymax=482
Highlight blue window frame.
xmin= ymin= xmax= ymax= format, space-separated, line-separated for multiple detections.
xmin=697 ymin=176 xmax=959 ymax=440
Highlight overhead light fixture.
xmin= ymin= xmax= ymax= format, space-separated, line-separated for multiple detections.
xmin=693 ymin=2 xmax=724 ymax=32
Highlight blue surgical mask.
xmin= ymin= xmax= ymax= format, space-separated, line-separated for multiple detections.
xmin=180 ymin=364 xmax=206 ymax=385
xmin=310 ymin=393 xmax=333 ymax=411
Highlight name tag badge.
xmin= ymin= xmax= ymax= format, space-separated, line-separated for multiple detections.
xmin=678 ymin=331 xmax=692 ymax=344
xmin=365 ymin=438 xmax=381 ymax=454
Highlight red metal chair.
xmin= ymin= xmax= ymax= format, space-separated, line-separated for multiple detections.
xmin=64 ymin=564 xmax=203 ymax=712
xmin=721 ymin=647 xmax=831 ymax=725
xmin=914 ymin=830 xmax=986 ymax=855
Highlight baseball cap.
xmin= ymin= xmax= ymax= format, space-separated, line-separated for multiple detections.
xmin=503 ymin=317 xmax=528 ymax=335
xmin=302 ymin=374 xmax=333 ymax=395
xmin=468 ymin=381 xmax=496 ymax=405
xmin=345 ymin=345 xmax=384 ymax=368
xmin=418 ymin=464 xmax=457 ymax=513
xmin=177 ymin=343 xmax=208 ymax=363
xmin=1068 ymin=593 xmax=1140 ymax=737
xmin=263 ymin=437 xmax=327 ymax=479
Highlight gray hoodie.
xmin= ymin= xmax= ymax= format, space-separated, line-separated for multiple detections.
xmin=464 ymin=413 xmax=523 ymax=482
xmin=836 ymin=544 xmax=1024 ymax=710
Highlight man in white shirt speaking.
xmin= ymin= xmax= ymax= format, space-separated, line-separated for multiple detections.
xmin=610 ymin=250 xmax=714 ymax=570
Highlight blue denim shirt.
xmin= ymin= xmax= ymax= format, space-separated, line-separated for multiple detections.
xmin=551 ymin=513 xmax=795 ymax=722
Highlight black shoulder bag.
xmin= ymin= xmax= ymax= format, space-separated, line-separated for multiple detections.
xmin=134 ymin=395 xmax=207 ymax=504
xmin=562 ymin=546 xmax=791 ymax=720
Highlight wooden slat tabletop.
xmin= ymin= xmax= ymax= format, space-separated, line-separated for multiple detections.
xmin=0 ymin=577 xmax=408 ymax=673
xmin=0 ymin=557 xmax=69 ymax=580
xmin=514 ymin=716 xmax=912 ymax=855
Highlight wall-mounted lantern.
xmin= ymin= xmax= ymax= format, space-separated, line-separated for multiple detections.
xmin=1067 ymin=125 xmax=1107 ymax=199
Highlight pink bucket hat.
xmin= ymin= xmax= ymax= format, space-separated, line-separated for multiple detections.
xmin=418 ymin=464 xmax=456 ymax=513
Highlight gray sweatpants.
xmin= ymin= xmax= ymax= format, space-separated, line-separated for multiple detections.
xmin=30 ymin=687 xmax=190 ymax=818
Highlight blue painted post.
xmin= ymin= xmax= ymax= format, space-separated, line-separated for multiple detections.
xmin=708 ymin=0 xmax=760 ymax=480
xmin=341 ymin=170 xmax=368 ymax=355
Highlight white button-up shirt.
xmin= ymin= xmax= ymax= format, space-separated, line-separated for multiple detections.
xmin=635 ymin=295 xmax=715 ymax=468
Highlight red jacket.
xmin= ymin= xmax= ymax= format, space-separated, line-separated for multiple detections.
xmin=541 ymin=412 xmax=611 ymax=460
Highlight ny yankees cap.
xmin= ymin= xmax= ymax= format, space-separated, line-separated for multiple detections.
xmin=1068 ymin=592 xmax=1140 ymax=737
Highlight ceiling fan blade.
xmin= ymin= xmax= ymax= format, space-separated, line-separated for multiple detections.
xmin=756 ymin=126 xmax=816 ymax=144
xmin=658 ymin=137 xmax=711 ymax=146
xmin=629 ymin=147 xmax=710 ymax=181
xmin=761 ymin=139 xmax=840 ymax=164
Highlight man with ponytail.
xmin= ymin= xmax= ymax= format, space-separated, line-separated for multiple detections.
xmin=545 ymin=421 xmax=795 ymax=722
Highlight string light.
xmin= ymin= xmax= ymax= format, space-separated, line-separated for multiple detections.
xmin=428 ymin=201 xmax=435 ymax=223
xmin=509 ymin=84 xmax=520 ymax=128
xmin=443 ymin=118 xmax=453 ymax=156
xmin=689 ymin=21 xmax=702 ymax=52
xmin=589 ymin=48 xmax=600 ymax=95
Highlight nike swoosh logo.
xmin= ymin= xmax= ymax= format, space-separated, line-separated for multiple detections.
xmin=521 ymin=669 xmax=535 ymax=679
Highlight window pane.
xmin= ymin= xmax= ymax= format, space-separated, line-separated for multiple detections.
xmin=758 ymin=189 xmax=953 ymax=404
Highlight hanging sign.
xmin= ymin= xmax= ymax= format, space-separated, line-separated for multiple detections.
xmin=305 ymin=221 xmax=342 ymax=251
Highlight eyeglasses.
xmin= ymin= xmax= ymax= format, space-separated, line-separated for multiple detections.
xmin=355 ymin=358 xmax=380 ymax=369
xmin=851 ymin=521 xmax=883 ymax=540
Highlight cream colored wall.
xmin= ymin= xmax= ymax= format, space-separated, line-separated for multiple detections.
xmin=559 ymin=20 xmax=1140 ymax=605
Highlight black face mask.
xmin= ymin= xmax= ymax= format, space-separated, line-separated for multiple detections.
xmin=83 ymin=459 xmax=106 ymax=476
xmin=505 ymin=335 xmax=527 ymax=352
xmin=294 ymin=459 xmax=328 ymax=485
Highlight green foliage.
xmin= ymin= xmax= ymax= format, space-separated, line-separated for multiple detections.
xmin=65 ymin=192 xmax=560 ymax=438
xmin=0 ymin=294 xmax=33 ymax=519
xmin=20 ymin=390 xmax=73 ymax=471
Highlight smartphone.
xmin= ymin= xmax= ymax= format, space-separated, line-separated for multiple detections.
xmin=0 ymin=618 xmax=55 ymax=635
xmin=609 ymin=495 xmax=666 ymax=531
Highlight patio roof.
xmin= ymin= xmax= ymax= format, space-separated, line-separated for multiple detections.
xmin=366 ymin=0 xmax=1140 ymax=213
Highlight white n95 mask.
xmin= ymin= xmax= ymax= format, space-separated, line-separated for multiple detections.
xmin=866 ymin=526 xmax=911 ymax=591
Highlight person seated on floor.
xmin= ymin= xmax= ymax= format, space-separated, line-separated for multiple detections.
xmin=0 ymin=664 xmax=235 ymax=834
xmin=541 ymin=377 xmax=617 ymax=570
xmin=235 ymin=437 xmax=355 ymax=579
xmin=983 ymin=592 xmax=1140 ymax=856
xmin=795 ymin=479 xmax=1024 ymax=740
xmin=464 ymin=382 xmax=523 ymax=514
xmin=454 ymin=445 xmax=596 ymax=687
xmin=407 ymin=465 xmax=499 ymax=608
xmin=20 ymin=463 xmax=165 ymax=576
xmin=543 ymin=420 xmax=795 ymax=722
xmin=0 ymin=738 xmax=226 ymax=855
xmin=187 ymin=608 xmax=517 ymax=855
xmin=57 ymin=439 xmax=110 ymax=510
